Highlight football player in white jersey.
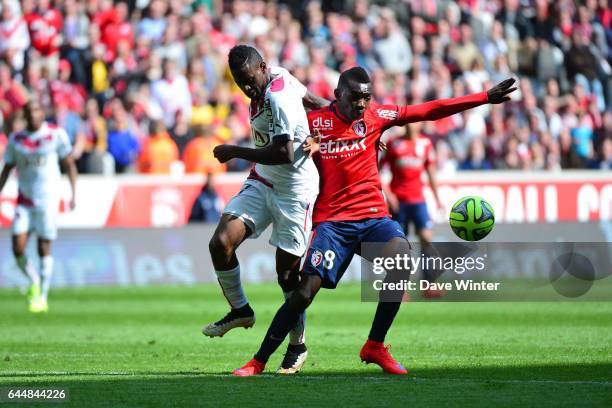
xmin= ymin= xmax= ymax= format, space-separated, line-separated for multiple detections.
xmin=202 ymin=45 xmax=328 ymax=374
xmin=0 ymin=101 xmax=77 ymax=313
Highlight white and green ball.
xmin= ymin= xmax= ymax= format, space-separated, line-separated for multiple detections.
xmin=449 ymin=196 xmax=495 ymax=241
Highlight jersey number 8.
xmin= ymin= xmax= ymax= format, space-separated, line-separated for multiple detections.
xmin=323 ymin=250 xmax=335 ymax=270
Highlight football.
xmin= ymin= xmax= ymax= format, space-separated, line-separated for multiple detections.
xmin=449 ymin=196 xmax=495 ymax=241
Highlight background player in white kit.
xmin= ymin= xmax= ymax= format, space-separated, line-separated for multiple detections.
xmin=0 ymin=101 xmax=77 ymax=313
xmin=203 ymin=45 xmax=327 ymax=374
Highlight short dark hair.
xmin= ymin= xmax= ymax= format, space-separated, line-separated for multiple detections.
xmin=228 ymin=45 xmax=263 ymax=71
xmin=338 ymin=66 xmax=371 ymax=88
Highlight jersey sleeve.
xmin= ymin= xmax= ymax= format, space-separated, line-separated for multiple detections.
xmin=56 ymin=127 xmax=73 ymax=159
xmin=3 ymin=137 xmax=16 ymax=165
xmin=267 ymin=91 xmax=300 ymax=142
xmin=375 ymin=92 xmax=489 ymax=130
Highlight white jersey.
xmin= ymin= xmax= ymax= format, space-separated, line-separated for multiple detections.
xmin=4 ymin=122 xmax=72 ymax=207
xmin=249 ymin=66 xmax=319 ymax=196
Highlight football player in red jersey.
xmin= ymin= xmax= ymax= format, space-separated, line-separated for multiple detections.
xmin=233 ymin=68 xmax=516 ymax=376
xmin=382 ymin=122 xmax=445 ymax=298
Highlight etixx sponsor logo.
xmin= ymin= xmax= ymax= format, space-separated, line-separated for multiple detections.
xmin=319 ymin=138 xmax=367 ymax=154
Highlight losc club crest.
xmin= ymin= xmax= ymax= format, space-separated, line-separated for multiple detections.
xmin=311 ymin=250 xmax=323 ymax=267
xmin=352 ymin=120 xmax=367 ymax=137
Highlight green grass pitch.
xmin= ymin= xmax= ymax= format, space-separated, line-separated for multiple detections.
xmin=1 ymin=284 xmax=611 ymax=407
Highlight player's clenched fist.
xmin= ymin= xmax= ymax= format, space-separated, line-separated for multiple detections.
xmin=213 ymin=145 xmax=236 ymax=163
xmin=487 ymin=78 xmax=518 ymax=104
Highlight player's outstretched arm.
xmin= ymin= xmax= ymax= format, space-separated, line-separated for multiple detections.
xmin=486 ymin=78 xmax=518 ymax=104
xmin=302 ymin=91 xmax=330 ymax=110
xmin=60 ymin=154 xmax=78 ymax=210
xmin=0 ymin=163 xmax=15 ymax=194
xmin=393 ymin=78 xmax=517 ymax=125
xmin=214 ymin=137 xmax=294 ymax=165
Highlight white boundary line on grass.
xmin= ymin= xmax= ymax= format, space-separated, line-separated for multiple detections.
xmin=1 ymin=372 xmax=611 ymax=386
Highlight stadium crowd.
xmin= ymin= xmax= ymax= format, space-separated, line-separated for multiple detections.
xmin=0 ymin=0 xmax=610 ymax=174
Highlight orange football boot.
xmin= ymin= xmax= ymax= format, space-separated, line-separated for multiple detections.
xmin=359 ymin=339 xmax=408 ymax=375
xmin=233 ymin=358 xmax=266 ymax=377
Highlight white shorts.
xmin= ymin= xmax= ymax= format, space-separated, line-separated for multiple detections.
xmin=12 ymin=205 xmax=58 ymax=240
xmin=223 ymin=180 xmax=315 ymax=257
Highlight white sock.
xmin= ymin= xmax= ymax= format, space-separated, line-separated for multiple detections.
xmin=216 ymin=265 xmax=247 ymax=309
xmin=40 ymin=256 xmax=54 ymax=301
xmin=15 ymin=255 xmax=40 ymax=286
xmin=284 ymin=290 xmax=306 ymax=345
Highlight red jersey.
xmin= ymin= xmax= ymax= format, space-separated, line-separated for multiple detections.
xmin=308 ymin=92 xmax=488 ymax=223
xmin=384 ymin=135 xmax=435 ymax=203
xmin=50 ymin=80 xmax=87 ymax=113
xmin=102 ymin=21 xmax=134 ymax=60
xmin=25 ymin=9 xmax=63 ymax=56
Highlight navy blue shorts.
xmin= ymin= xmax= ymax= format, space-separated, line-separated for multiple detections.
xmin=302 ymin=217 xmax=406 ymax=289
xmin=393 ymin=202 xmax=432 ymax=233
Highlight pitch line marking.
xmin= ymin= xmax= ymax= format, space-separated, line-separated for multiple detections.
xmin=1 ymin=372 xmax=611 ymax=386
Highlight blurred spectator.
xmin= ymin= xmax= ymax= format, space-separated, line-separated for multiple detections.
xmin=151 ymin=58 xmax=192 ymax=128
xmin=224 ymin=113 xmax=251 ymax=172
xmin=50 ymin=59 xmax=87 ymax=113
xmin=170 ymin=112 xmax=194 ymax=157
xmin=0 ymin=0 xmax=30 ymax=74
xmin=373 ymin=8 xmax=411 ymax=74
xmin=138 ymin=120 xmax=179 ymax=174
xmin=306 ymin=4 xmax=330 ymax=49
xmin=0 ymin=0 xmax=609 ymax=174
xmin=281 ymin=21 xmax=309 ymax=69
xmin=435 ymin=140 xmax=457 ymax=175
xmin=0 ymin=62 xmax=28 ymax=121
xmin=460 ymin=138 xmax=493 ymax=170
xmin=138 ymin=0 xmax=167 ymax=44
xmin=78 ymin=98 xmax=108 ymax=173
xmin=5 ymin=104 xmax=24 ymax=134
xmin=62 ymin=0 xmax=89 ymax=85
xmin=54 ymin=100 xmax=85 ymax=159
xmin=100 ymin=1 xmax=133 ymax=62
xmin=188 ymin=174 xmax=224 ymax=223
xmin=191 ymin=39 xmax=221 ymax=93
xmin=355 ymin=24 xmax=379 ymax=72
xmin=570 ymin=109 xmax=595 ymax=165
xmin=83 ymin=98 xmax=107 ymax=150
xmin=597 ymin=137 xmax=612 ymax=170
xmin=155 ymin=18 xmax=187 ymax=70
xmin=451 ymin=24 xmax=483 ymax=74
xmin=191 ymin=84 xmax=231 ymax=127
xmin=0 ymin=130 xmax=6 ymax=157
xmin=24 ymin=0 xmax=63 ymax=78
xmin=111 ymin=39 xmax=137 ymax=77
xmin=90 ymin=43 xmax=109 ymax=106
xmin=565 ymin=31 xmax=607 ymax=112
xmin=0 ymin=105 xmax=6 ymax=153
xmin=183 ymin=124 xmax=226 ymax=174
xmin=481 ymin=21 xmax=509 ymax=73
xmin=107 ymin=100 xmax=140 ymax=173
